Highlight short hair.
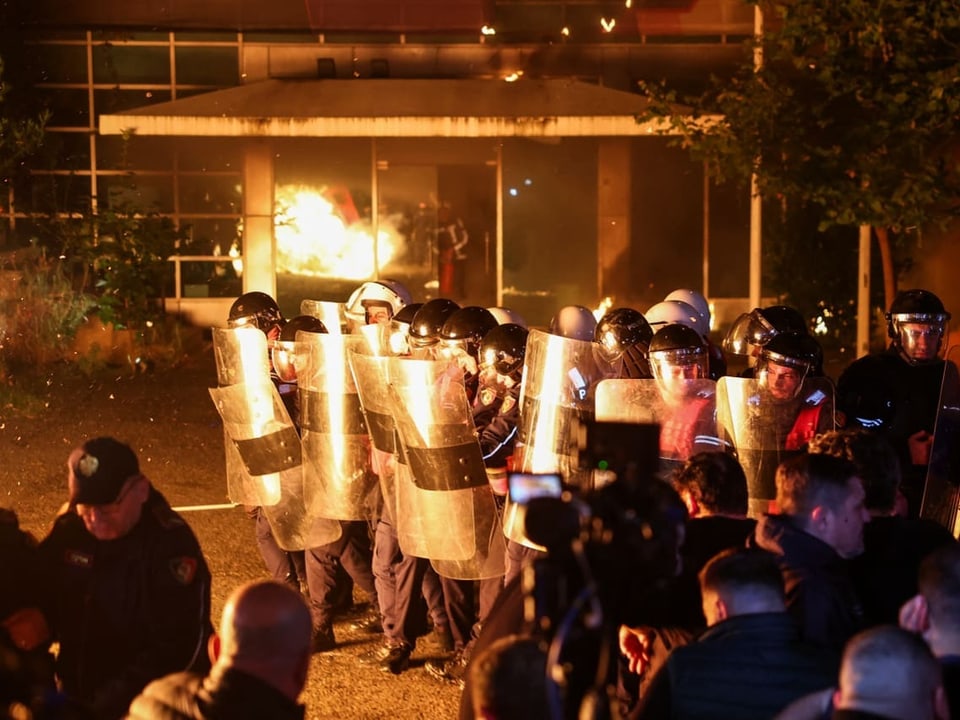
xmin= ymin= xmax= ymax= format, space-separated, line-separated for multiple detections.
xmin=222 ymin=580 xmax=311 ymax=668
xmin=839 ymin=626 xmax=941 ymax=711
xmin=699 ymin=547 xmax=785 ymax=608
xmin=671 ymin=451 xmax=749 ymax=516
xmin=775 ymin=453 xmax=860 ymax=520
xmin=469 ymin=635 xmax=549 ymax=720
xmin=808 ymin=429 xmax=901 ymax=512
xmin=918 ymin=543 xmax=960 ymax=635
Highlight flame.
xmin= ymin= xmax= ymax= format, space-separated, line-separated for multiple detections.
xmin=593 ymin=296 xmax=614 ymax=320
xmin=274 ymin=185 xmax=401 ymax=280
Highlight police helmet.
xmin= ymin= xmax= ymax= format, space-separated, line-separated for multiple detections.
xmin=664 ymin=289 xmax=711 ymax=329
xmin=408 ymin=298 xmax=460 ymax=349
xmin=645 ymin=300 xmax=705 ymax=335
xmin=228 ymin=291 xmax=283 ymax=334
xmin=648 ymin=323 xmax=709 ymax=382
xmin=480 ymin=323 xmax=529 ymax=378
xmin=487 ymin=306 xmax=528 ymax=329
xmin=722 ymin=305 xmax=807 ymax=358
xmin=345 ymin=280 xmax=413 ymax=326
xmin=440 ymin=306 xmax=499 ymax=359
xmin=885 ymin=289 xmax=950 ymax=365
xmin=549 ymin=305 xmax=598 ymax=341
xmin=595 ymin=307 xmax=653 ymax=364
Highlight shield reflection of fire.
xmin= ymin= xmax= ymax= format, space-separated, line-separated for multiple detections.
xmin=274 ymin=185 xmax=401 ymax=280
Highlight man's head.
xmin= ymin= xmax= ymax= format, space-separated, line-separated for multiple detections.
xmin=834 ymin=626 xmax=946 ymax=720
xmin=808 ymin=429 xmax=902 ymax=515
xmin=775 ymin=453 xmax=870 ymax=559
xmin=227 ymin=291 xmax=284 ymax=340
xmin=886 ymin=289 xmax=950 ymax=365
xmin=68 ymin=437 xmax=150 ymax=541
xmin=917 ymin=543 xmax=960 ymax=656
xmin=469 ymin=634 xmax=549 ymax=720
xmin=210 ymin=580 xmax=312 ymax=702
xmin=671 ymin=451 xmax=748 ymax=518
xmin=698 ymin=547 xmax=786 ymax=626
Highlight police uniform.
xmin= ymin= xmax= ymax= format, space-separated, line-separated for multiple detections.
xmin=837 ymin=347 xmax=947 ymax=515
xmin=39 ymin=488 xmax=213 ymax=719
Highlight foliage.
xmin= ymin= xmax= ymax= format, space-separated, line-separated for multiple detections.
xmin=640 ymin=0 xmax=960 ymax=301
xmin=57 ymin=204 xmax=183 ymax=330
xmin=0 ymin=245 xmax=95 ymax=376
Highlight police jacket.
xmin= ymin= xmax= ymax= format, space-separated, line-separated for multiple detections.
xmin=126 ymin=667 xmax=305 ymax=720
xmin=39 ymin=488 xmax=213 ymax=720
xmin=749 ymin=514 xmax=864 ymax=652
xmin=631 ymin=612 xmax=838 ymax=720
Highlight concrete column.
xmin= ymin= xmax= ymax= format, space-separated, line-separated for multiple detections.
xmin=242 ymin=140 xmax=276 ymax=298
xmin=597 ymin=138 xmax=631 ymax=300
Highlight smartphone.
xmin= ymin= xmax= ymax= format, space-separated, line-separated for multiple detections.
xmin=507 ymin=472 xmax=563 ymax=505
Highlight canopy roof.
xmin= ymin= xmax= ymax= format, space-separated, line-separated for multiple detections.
xmin=99 ymin=78 xmax=699 ymax=138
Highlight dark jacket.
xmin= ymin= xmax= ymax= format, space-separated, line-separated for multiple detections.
xmin=126 ymin=667 xmax=305 ymax=720
xmin=836 ymin=349 xmax=946 ymax=516
xmin=749 ymin=514 xmax=864 ymax=651
xmin=632 ymin=612 xmax=838 ymax=720
xmin=39 ymin=488 xmax=213 ymax=720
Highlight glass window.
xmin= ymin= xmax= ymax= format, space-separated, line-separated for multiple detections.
xmin=174 ymin=31 xmax=238 ymax=43
xmin=178 ymin=175 xmax=243 ymax=215
xmin=174 ymin=47 xmax=239 ymax=86
xmin=98 ymin=174 xmax=175 ymax=214
xmin=93 ymin=89 xmax=172 ymax=115
xmin=45 ymin=132 xmax=92 ymax=169
xmin=502 ymin=137 xmax=598 ymax=327
xmin=97 ymin=136 xmax=175 ymax=171
xmin=36 ymin=88 xmax=89 ymax=127
xmin=174 ymin=138 xmax=242 ymax=173
xmin=93 ymin=31 xmax=170 ymax=43
xmin=33 ymin=44 xmax=87 ymax=84
xmin=92 ymin=45 xmax=171 ymax=84
xmin=181 ymin=218 xmax=242 ymax=256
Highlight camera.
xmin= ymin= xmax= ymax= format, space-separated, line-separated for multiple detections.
xmin=520 ymin=420 xmax=683 ymax=719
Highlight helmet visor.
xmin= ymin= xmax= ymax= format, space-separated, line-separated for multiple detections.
xmin=271 ymin=341 xmax=299 ymax=383
xmin=650 ymin=348 xmax=709 ymax=383
xmin=722 ymin=311 xmax=775 ymax=358
xmin=756 ymin=355 xmax=808 ymax=401
xmin=892 ymin=315 xmax=948 ymax=363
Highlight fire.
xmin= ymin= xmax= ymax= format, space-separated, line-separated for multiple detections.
xmin=273 ymin=185 xmax=402 ymax=280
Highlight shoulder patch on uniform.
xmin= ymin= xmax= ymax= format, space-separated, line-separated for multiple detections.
xmin=169 ymin=556 xmax=198 ymax=585
xmin=152 ymin=504 xmax=186 ymax=530
xmin=499 ymin=395 xmax=516 ymax=415
xmin=65 ymin=549 xmax=94 ymax=568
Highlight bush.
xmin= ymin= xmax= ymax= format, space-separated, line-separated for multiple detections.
xmin=0 ymin=247 xmax=95 ymax=377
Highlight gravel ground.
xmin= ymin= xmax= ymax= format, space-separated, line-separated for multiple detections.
xmin=0 ymin=339 xmax=463 ymax=720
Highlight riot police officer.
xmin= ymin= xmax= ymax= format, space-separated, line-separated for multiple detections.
xmin=723 ymin=304 xmax=808 ymax=377
xmin=595 ymin=307 xmax=654 ymax=380
xmin=837 ymin=289 xmax=952 ymax=516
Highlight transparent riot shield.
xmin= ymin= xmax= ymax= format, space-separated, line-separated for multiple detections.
xmin=514 ymin=329 xmax=613 ymax=481
xmin=595 ymin=378 xmax=719 ymax=476
xmin=717 ymin=376 xmax=835 ymax=518
xmin=300 ymin=299 xmax=346 ymax=335
xmin=349 ymin=352 xmax=400 ymax=525
xmin=212 ymin=327 xmax=274 ymax=505
xmin=211 ymin=327 xmax=341 ymax=548
xmin=386 ymin=357 xmax=507 ymax=580
xmin=922 ymin=346 xmax=960 ymax=536
xmin=503 ymin=329 xmax=613 ymax=548
xmin=209 ymin=380 xmax=339 ymax=549
xmin=296 ymin=333 xmax=379 ymax=522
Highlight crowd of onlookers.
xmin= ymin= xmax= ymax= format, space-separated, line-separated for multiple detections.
xmin=2 ymin=282 xmax=959 ymax=719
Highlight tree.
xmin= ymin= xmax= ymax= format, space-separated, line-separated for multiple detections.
xmin=642 ymin=0 xmax=960 ymax=314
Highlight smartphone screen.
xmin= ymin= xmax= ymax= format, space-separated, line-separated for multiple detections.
xmin=508 ymin=472 xmax=562 ymax=504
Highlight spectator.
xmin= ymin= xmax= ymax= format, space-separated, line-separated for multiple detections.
xmin=809 ymin=429 xmax=955 ymax=625
xmin=632 ymin=547 xmax=837 ymax=720
xmin=38 ymin=437 xmax=213 ymax=719
xmin=468 ymin=634 xmax=548 ymax=720
xmin=835 ymin=626 xmax=948 ymax=720
xmin=749 ymin=453 xmax=869 ymax=650
xmin=127 ymin=579 xmax=311 ymax=720
xmin=899 ymin=543 xmax=960 ymax=718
